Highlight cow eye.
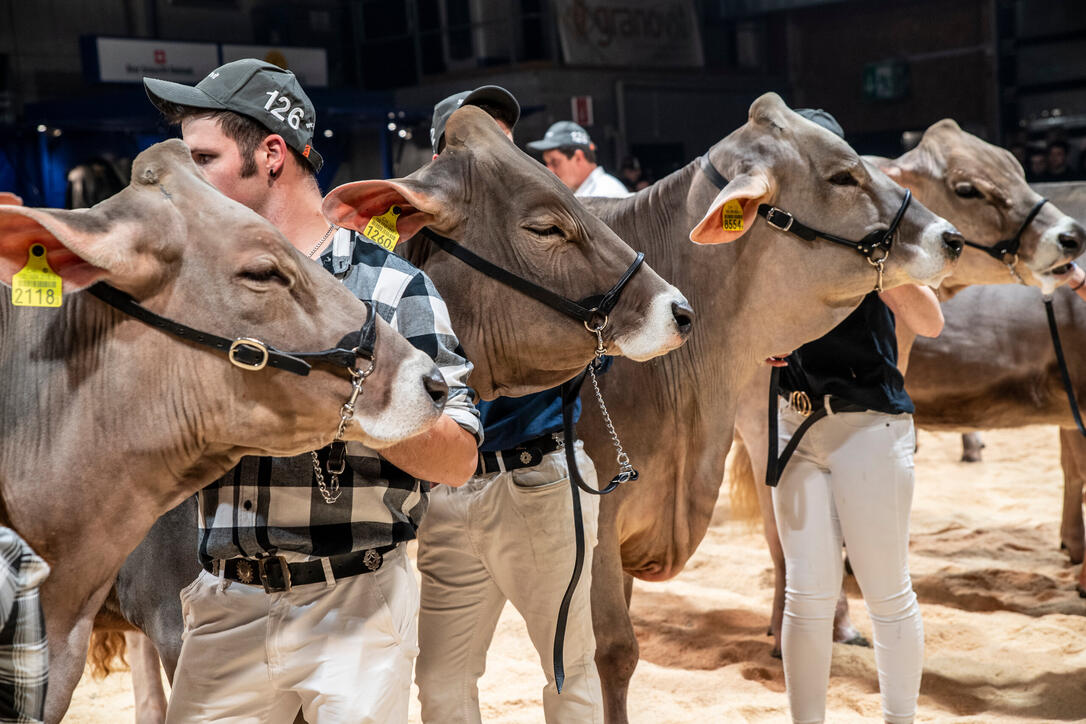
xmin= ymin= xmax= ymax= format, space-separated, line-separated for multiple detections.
xmin=526 ymin=225 xmax=565 ymax=239
xmin=238 ymin=265 xmax=289 ymax=286
xmin=954 ymin=182 xmax=982 ymax=199
xmin=828 ymin=171 xmax=858 ymax=186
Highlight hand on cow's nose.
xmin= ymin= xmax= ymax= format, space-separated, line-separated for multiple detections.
xmin=672 ymin=300 xmax=695 ymax=339
xmin=942 ymin=230 xmax=965 ymax=257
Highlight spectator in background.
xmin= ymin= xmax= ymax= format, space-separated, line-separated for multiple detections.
xmin=1027 ymin=147 xmax=1048 ymax=182
xmin=619 ymin=156 xmax=649 ymax=192
xmin=1046 ymin=140 xmax=1072 ymax=182
xmin=527 ymin=121 xmax=629 ymax=198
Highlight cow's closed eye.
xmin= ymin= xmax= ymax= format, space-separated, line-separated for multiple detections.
xmin=238 ymin=265 xmax=290 ymax=287
xmin=954 ymin=182 xmax=983 ymax=199
xmin=525 ymin=225 xmax=566 ymax=239
xmin=828 ymin=171 xmax=858 ymax=187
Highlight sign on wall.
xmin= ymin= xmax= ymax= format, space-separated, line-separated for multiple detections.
xmin=571 ymin=95 xmax=594 ymax=126
xmin=553 ymin=0 xmax=704 ymax=68
xmin=92 ymin=38 xmax=219 ymax=83
xmin=862 ymin=59 xmax=910 ymax=101
xmin=221 ymin=45 xmax=328 ymax=88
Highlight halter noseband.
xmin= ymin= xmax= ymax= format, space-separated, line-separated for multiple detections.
xmin=961 ymin=197 xmax=1048 ymax=284
xmin=699 ymin=155 xmax=913 ymax=292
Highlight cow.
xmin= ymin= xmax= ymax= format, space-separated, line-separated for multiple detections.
xmin=573 ymin=93 xmax=964 ymax=723
xmin=729 ymin=134 xmax=1085 ymax=659
xmin=91 ymin=103 xmax=693 ymax=716
xmin=0 ymin=140 xmax=452 ymax=723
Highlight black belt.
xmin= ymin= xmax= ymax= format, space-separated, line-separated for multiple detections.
xmin=204 ymin=544 xmax=398 ymax=593
xmin=475 ymin=432 xmax=564 ymax=475
xmin=765 ymin=370 xmax=868 ymax=487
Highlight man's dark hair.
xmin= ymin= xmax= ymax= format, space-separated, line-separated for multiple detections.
xmin=158 ymin=101 xmax=315 ymax=178
xmin=554 ymin=145 xmax=596 ymax=165
xmin=1048 ymin=140 xmax=1069 ymax=154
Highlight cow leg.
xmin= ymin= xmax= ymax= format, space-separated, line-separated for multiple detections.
xmin=126 ymin=631 xmax=167 ymax=724
xmin=1059 ymin=429 xmax=1086 ymax=568
xmin=42 ymin=577 xmax=114 ymax=724
xmin=961 ymin=432 xmax=985 ymax=463
xmin=592 ymin=504 xmax=638 ymax=724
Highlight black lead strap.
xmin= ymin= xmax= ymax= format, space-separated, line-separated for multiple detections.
xmin=1045 ymin=295 xmax=1086 ymax=437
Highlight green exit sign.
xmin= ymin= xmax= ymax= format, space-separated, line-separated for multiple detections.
xmin=862 ymin=59 xmax=909 ymax=101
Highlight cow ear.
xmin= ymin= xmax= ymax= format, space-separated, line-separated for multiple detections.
xmin=323 ymin=180 xmax=442 ymax=242
xmin=0 ymin=205 xmax=129 ymax=291
xmin=690 ymin=172 xmax=772 ymax=245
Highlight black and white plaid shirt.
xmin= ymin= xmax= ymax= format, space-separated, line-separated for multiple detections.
xmin=197 ymin=229 xmax=481 ymax=565
xmin=0 ymin=527 xmax=49 ymax=724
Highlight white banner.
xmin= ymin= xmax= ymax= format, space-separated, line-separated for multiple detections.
xmin=95 ymin=38 xmax=219 ymax=83
xmin=554 ymin=0 xmax=704 ymax=68
xmin=221 ymin=45 xmax=328 ymax=88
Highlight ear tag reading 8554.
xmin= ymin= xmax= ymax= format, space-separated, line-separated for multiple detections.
xmin=362 ymin=206 xmax=402 ymax=251
xmin=721 ymin=200 xmax=744 ymax=232
xmin=12 ymin=244 xmax=62 ymax=308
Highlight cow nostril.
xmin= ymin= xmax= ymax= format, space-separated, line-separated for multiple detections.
xmin=1058 ymin=232 xmax=1083 ymax=251
xmin=423 ymin=369 xmax=448 ymax=407
xmin=943 ymin=230 xmax=964 ymax=255
xmin=671 ymin=300 xmax=695 ymax=338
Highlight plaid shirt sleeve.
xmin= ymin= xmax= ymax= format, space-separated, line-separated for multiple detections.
xmin=0 ymin=528 xmax=49 ymax=724
xmin=390 ymin=267 xmax=483 ymax=444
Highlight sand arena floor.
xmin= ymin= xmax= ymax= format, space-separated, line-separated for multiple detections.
xmin=65 ymin=426 xmax=1086 ymax=722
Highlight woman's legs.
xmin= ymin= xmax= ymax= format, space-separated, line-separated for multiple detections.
xmin=772 ymin=447 xmax=844 ymax=724
xmin=827 ymin=414 xmax=923 ymax=724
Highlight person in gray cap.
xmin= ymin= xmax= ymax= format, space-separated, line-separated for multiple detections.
xmin=144 ymin=58 xmax=481 ymax=723
xmin=527 ymin=121 xmax=629 ymax=198
xmin=415 ymin=87 xmax=605 ymax=724
xmin=767 ymin=107 xmax=940 ymax=724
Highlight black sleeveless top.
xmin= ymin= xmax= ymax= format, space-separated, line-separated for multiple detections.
xmin=780 ymin=292 xmax=914 ymax=414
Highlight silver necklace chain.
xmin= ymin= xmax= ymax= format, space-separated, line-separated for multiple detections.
xmin=307 ymin=223 xmax=338 ymax=259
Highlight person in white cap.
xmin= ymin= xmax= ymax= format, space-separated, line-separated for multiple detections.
xmin=528 ymin=121 xmax=630 ymax=198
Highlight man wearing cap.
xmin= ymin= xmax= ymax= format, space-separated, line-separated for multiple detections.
xmin=528 ymin=121 xmax=630 ymax=198
xmin=414 ymin=87 xmax=605 ymax=724
xmin=144 ymin=59 xmax=480 ymax=723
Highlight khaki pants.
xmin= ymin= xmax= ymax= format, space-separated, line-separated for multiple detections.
xmin=166 ymin=544 xmax=418 ymax=724
xmin=416 ymin=441 xmax=604 ymax=724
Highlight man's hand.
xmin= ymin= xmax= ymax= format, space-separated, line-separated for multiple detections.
xmin=765 ymin=354 xmax=790 ymax=367
xmin=379 ymin=415 xmax=478 ymax=486
xmin=1055 ymin=261 xmax=1086 ymax=292
xmin=0 ymin=192 xmax=23 ymax=206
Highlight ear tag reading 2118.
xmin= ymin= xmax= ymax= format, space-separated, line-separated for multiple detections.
xmin=12 ymin=244 xmax=62 ymax=307
xmin=362 ymin=206 xmax=402 ymax=251
xmin=722 ymin=200 xmax=744 ymax=232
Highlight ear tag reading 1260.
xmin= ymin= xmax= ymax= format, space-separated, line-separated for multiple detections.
xmin=721 ymin=200 xmax=744 ymax=232
xmin=362 ymin=206 xmax=402 ymax=251
xmin=12 ymin=244 xmax=62 ymax=308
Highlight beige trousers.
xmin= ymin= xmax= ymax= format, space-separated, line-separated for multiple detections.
xmin=415 ymin=441 xmax=604 ymax=724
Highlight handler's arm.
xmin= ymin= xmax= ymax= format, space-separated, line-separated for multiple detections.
xmin=879 ymin=284 xmax=944 ymax=338
xmin=380 ymin=418 xmax=478 ymax=486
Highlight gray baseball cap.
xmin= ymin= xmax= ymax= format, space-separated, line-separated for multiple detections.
xmin=526 ymin=121 xmax=594 ymax=153
xmin=144 ymin=58 xmax=323 ymax=172
xmin=795 ymin=108 xmax=844 ymax=140
xmin=430 ymin=85 xmax=520 ymax=154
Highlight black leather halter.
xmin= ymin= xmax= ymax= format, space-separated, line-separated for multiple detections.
xmin=961 ymin=197 xmax=1047 ymax=272
xmin=421 ymin=228 xmax=645 ymax=330
xmin=699 ymin=155 xmax=913 ymax=290
xmin=86 ymin=282 xmax=376 ymax=376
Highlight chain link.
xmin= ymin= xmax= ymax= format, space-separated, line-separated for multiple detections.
xmin=587 ymin=325 xmax=637 ymax=483
xmin=311 ymin=357 xmax=376 ymax=504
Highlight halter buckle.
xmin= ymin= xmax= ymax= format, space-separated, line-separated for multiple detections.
xmin=229 ymin=337 xmax=270 ymax=371
xmin=765 ymin=208 xmax=794 ymax=233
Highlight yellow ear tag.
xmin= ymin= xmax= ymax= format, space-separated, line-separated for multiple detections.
xmin=12 ymin=244 xmax=62 ymax=308
xmin=362 ymin=205 xmax=402 ymax=251
xmin=721 ymin=199 xmax=744 ymax=232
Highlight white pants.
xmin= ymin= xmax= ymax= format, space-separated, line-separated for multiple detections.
xmin=415 ymin=441 xmax=604 ymax=724
xmin=772 ymin=404 xmax=923 ymax=724
xmin=165 ymin=544 xmax=418 ymax=724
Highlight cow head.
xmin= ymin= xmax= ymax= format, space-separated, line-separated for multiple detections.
xmin=0 ymin=140 xmax=445 ymax=453
xmin=880 ymin=119 xmax=1085 ymax=293
xmin=689 ymin=94 xmax=961 ymax=311
xmin=323 ymin=105 xmax=693 ymax=399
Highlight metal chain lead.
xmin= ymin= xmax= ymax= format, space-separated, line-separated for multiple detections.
xmin=586 ymin=322 xmax=638 ymax=484
xmin=311 ymin=358 xmax=376 ymax=504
